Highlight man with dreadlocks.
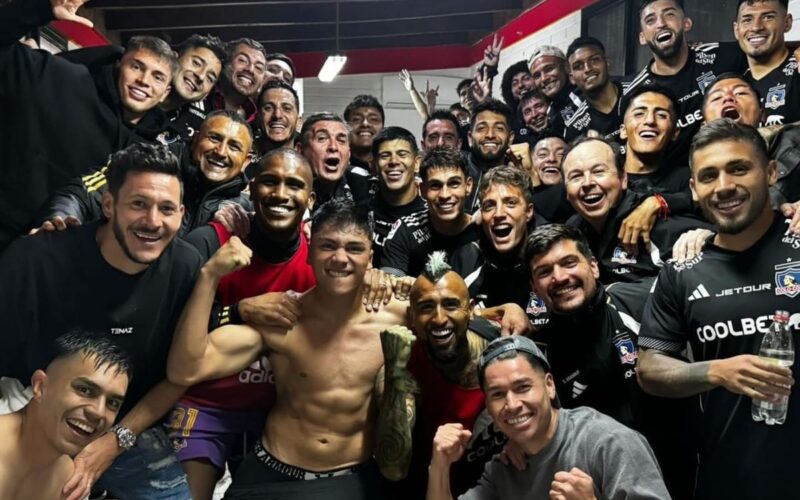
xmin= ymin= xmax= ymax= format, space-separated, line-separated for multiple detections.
xmin=398 ymin=251 xmax=506 ymax=499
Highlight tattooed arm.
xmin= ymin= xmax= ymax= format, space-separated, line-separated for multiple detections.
xmin=638 ymin=349 xmax=794 ymax=401
xmin=375 ymin=326 xmax=418 ymax=481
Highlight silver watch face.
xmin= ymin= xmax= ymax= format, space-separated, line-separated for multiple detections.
xmin=114 ymin=426 xmax=136 ymax=449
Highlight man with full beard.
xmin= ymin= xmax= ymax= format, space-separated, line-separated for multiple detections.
xmin=638 ymin=119 xmax=798 ymax=500
xmin=465 ymin=100 xmax=517 ymax=213
xmin=206 ymin=39 xmax=267 ymax=124
xmin=0 ymin=143 xmax=203 ymax=500
xmin=398 ymin=252 xmax=503 ymax=499
xmin=622 ymin=0 xmax=746 ymax=167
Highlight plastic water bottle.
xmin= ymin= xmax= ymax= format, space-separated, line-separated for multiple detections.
xmin=751 ymin=310 xmax=794 ymax=425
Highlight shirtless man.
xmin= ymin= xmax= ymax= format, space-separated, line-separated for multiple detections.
xmin=0 ymin=333 xmax=130 ymax=500
xmin=168 ymin=198 xmax=416 ymax=499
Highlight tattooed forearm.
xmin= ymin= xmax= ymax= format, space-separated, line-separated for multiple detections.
xmin=375 ymin=326 xmax=418 ymax=481
xmin=637 ymin=349 xmax=715 ymax=398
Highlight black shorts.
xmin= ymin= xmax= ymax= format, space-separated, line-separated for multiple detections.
xmin=223 ymin=441 xmax=388 ymax=500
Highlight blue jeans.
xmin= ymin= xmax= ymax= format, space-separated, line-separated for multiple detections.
xmin=94 ymin=427 xmax=191 ymax=500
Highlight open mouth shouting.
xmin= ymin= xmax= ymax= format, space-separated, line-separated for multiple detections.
xmin=578 ymin=190 xmax=606 ymax=214
xmin=654 ymin=29 xmax=675 ymax=47
xmin=721 ymin=105 xmax=741 ymax=121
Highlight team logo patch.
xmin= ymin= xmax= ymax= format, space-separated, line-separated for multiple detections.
xmin=611 ymin=246 xmax=637 ymax=265
xmin=613 ymin=337 xmax=638 ymax=365
xmin=526 ymin=293 xmax=548 ymax=316
xmin=766 ymin=84 xmax=786 ymax=110
xmin=775 ymin=261 xmax=800 ymax=297
xmin=696 ymin=71 xmax=716 ymax=92
xmin=561 ymin=107 xmax=575 ymax=122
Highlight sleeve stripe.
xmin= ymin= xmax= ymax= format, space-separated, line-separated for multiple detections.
xmin=638 ymin=336 xmax=685 ymax=353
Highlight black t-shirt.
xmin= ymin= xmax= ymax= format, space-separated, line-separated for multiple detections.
xmin=622 ymin=42 xmax=747 ymax=167
xmin=532 ymin=183 xmax=575 ymax=224
xmin=381 ymin=220 xmax=480 ymax=277
xmin=159 ymin=101 xmax=208 ymax=145
xmin=365 ymin=194 xmax=428 ymax=268
xmin=744 ymin=52 xmax=800 ymax=127
xmin=563 ymin=82 xmax=624 ymax=143
xmin=567 ymin=190 xmax=709 ymax=283
xmin=640 ymin=214 xmax=800 ymax=500
xmin=627 ymin=165 xmax=695 ymax=215
xmin=536 ymin=281 xmax=652 ymax=428
xmin=0 ymin=223 xmax=202 ymax=416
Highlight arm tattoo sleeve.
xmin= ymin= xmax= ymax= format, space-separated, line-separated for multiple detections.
xmin=638 ymin=349 xmax=715 ymax=398
xmin=375 ymin=326 xmax=418 ymax=482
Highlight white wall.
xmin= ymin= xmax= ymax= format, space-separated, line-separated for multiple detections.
xmin=788 ymin=0 xmax=800 ymax=40
xmin=490 ymin=11 xmax=583 ymax=97
xmin=292 ymin=8 xmax=585 ymax=134
xmin=298 ymin=67 xmax=472 ymax=141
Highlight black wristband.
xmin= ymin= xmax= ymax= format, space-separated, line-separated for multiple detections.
xmin=229 ymin=301 xmax=245 ymax=325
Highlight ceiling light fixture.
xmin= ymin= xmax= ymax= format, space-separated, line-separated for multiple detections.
xmin=319 ymin=1 xmax=346 ymax=82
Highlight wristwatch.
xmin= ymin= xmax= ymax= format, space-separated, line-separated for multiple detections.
xmin=110 ymin=424 xmax=137 ymax=450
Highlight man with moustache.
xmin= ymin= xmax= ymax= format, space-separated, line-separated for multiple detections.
xmin=297 ymin=113 xmax=371 ymax=211
xmin=638 ymin=119 xmax=798 ymax=500
xmin=564 ymin=37 xmax=624 ymax=144
xmin=622 ymin=0 xmax=746 ymax=167
xmin=563 ymin=136 xmax=704 ymax=283
xmin=206 ymin=38 xmax=267 ymax=124
xmin=465 ymin=100 xmax=517 ymax=213
xmin=528 ymin=46 xmax=582 ymax=132
xmin=33 ymin=111 xmax=253 ymax=238
xmin=344 ymin=95 xmax=386 ymax=171
xmin=0 ymin=0 xmax=177 ymax=253
xmin=0 ymin=334 xmax=131 ymax=500
xmin=427 ymin=335 xmax=669 ymax=500
xmin=0 ymin=143 xmax=203 ymax=499
xmin=736 ymin=0 xmax=799 ymax=126
xmin=246 ymin=81 xmax=302 ymax=178
xmin=399 ymin=252 xmax=503 ymax=499
xmin=168 ymin=149 xmax=317 ymax=500
xmin=525 ymin=224 xmax=693 ymax=498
